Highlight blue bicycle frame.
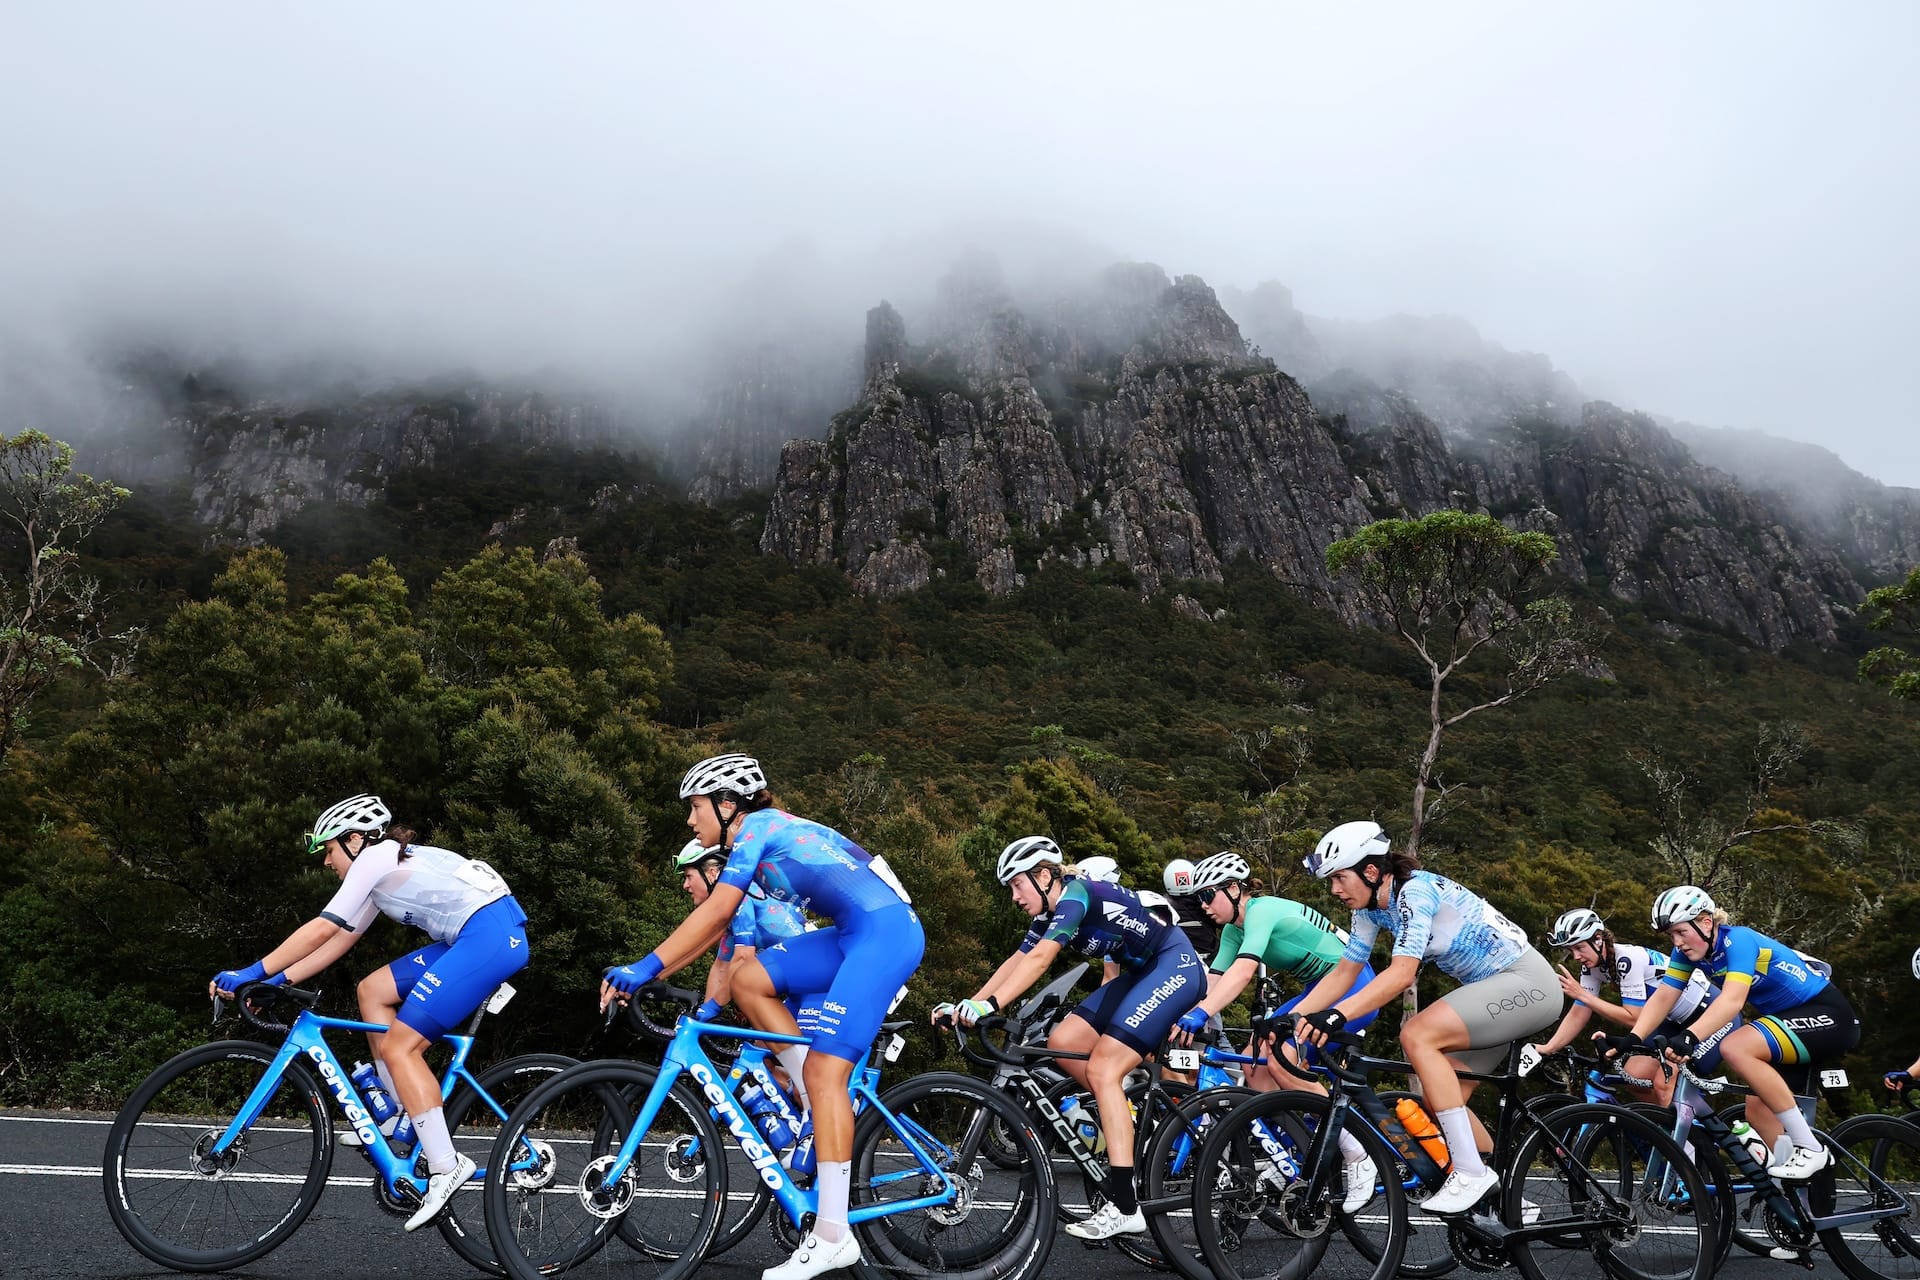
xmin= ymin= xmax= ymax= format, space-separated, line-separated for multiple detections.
xmin=599 ymin=1015 xmax=953 ymax=1227
xmin=212 ymin=1008 xmax=531 ymax=1195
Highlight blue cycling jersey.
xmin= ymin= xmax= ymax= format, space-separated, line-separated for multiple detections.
xmin=718 ymin=887 xmax=809 ymax=963
xmin=1040 ymin=880 xmax=1174 ymax=972
xmin=1660 ymin=923 xmax=1828 ymax=1015
xmin=718 ymin=809 xmax=908 ymax=922
xmin=1343 ymin=870 xmax=1530 ymax=984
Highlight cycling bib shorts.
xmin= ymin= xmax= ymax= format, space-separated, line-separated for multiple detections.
xmin=388 ymin=895 xmax=530 ymax=1041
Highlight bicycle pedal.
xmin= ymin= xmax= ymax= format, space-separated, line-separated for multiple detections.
xmin=1078 ymin=1239 xmax=1113 ymax=1251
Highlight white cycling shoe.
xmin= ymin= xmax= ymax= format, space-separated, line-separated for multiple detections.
xmin=1423 ymin=1167 xmax=1500 ymax=1214
xmin=1768 ymin=1145 xmax=1832 ymax=1181
xmin=404 ymin=1153 xmax=475 ymax=1231
xmin=1342 ymin=1156 xmax=1379 ymax=1213
xmin=762 ymin=1230 xmax=862 ymax=1280
xmin=1065 ymin=1203 xmax=1148 ymax=1239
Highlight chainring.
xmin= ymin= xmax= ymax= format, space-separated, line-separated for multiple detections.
xmin=1447 ymin=1221 xmax=1512 ymax=1272
xmin=371 ymin=1156 xmax=427 ymax=1217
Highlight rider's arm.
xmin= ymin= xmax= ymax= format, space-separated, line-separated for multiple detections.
xmin=1287 ymin=956 xmax=1364 ymax=1017
xmin=278 ymin=918 xmax=361 ymax=985
xmin=1627 ymin=980 xmax=1682 ymax=1038
xmin=1537 ymin=1002 xmax=1594 ymax=1053
xmin=708 ymin=951 xmax=741 ymax=1005
xmin=260 ymin=917 xmax=349 ymax=977
xmin=970 ymin=947 xmax=1035 ymax=1003
xmin=1196 ymin=957 xmax=1258 ymax=1017
xmin=1331 ymin=954 xmax=1420 ymax=1020
xmin=1682 ymin=980 xmax=1748 ymax=1043
xmin=979 ymin=938 xmax=1064 ymax=1011
xmin=1102 ymin=960 xmax=1119 ymax=985
xmin=1574 ymin=992 xmax=1643 ymax=1031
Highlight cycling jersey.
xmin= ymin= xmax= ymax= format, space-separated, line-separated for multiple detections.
xmin=1581 ymin=944 xmax=1713 ymax=1022
xmin=1343 ymin=870 xmax=1529 ymax=984
xmin=1660 ymin=924 xmax=1829 ymax=1015
xmin=1212 ymin=896 xmax=1347 ymax=983
xmin=320 ymin=841 xmax=509 ymax=944
xmin=1017 ymin=874 xmax=1083 ymax=954
xmin=718 ymin=888 xmax=810 ymax=963
xmin=1166 ymin=892 xmax=1222 ymax=961
xmin=388 ymin=896 xmax=529 ymax=1041
xmin=719 ymin=809 xmax=911 ymax=920
xmin=1040 ymin=880 xmax=1174 ymax=972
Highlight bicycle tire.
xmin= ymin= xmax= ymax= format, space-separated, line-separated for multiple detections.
xmin=438 ymin=1052 xmax=578 ymax=1276
xmin=675 ymin=1075 xmax=775 ymax=1258
xmin=1139 ymin=1083 xmax=1252 ymax=1280
xmin=102 ymin=1038 xmax=332 ymax=1273
xmin=1819 ymin=1114 xmax=1920 ymax=1280
xmin=849 ymin=1071 xmax=1055 ymax=1280
xmin=1506 ymin=1102 xmax=1712 ymax=1280
xmin=1190 ymin=1087 xmax=1408 ymax=1280
xmin=482 ymin=1058 xmax=727 ymax=1280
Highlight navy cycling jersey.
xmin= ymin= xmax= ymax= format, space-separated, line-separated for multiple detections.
xmin=719 ymin=809 xmax=909 ymax=923
xmin=718 ymin=887 xmax=809 ymax=963
xmin=1661 ymin=923 xmax=1828 ymax=1016
xmin=1039 ymin=880 xmax=1174 ymax=972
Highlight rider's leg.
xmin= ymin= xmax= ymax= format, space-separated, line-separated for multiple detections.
xmin=732 ymin=954 xmax=811 ymax=1107
xmin=1401 ymin=1002 xmax=1484 ymax=1173
xmin=1087 ymin=1036 xmax=1147 ymax=1210
xmin=1721 ymin=1024 xmax=1817 ymax=1150
xmin=1047 ymin=1013 xmax=1100 ymax=1089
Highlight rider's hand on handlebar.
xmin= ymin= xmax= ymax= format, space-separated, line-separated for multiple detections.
xmin=1887 ymin=1070 xmax=1912 ymax=1092
xmin=930 ymin=1001 xmax=958 ymax=1028
xmin=1295 ymin=1007 xmax=1346 ymax=1048
xmin=956 ymin=996 xmax=997 ymax=1028
xmin=1594 ymin=1030 xmax=1642 ymax=1060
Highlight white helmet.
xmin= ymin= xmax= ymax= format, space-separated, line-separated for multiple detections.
xmin=1911 ymin=947 xmax=1920 ymax=981
xmin=679 ymin=753 xmax=768 ymax=800
xmin=673 ymin=838 xmax=722 ymax=870
xmin=1651 ymin=885 xmax=1716 ymax=930
xmin=306 ymin=794 xmax=391 ymax=854
xmin=1304 ymin=820 xmax=1390 ymax=878
xmin=1547 ymin=908 xmax=1606 ymax=949
xmin=996 ymin=836 xmax=1063 ymax=885
xmin=1163 ymin=858 xmax=1197 ymax=895
xmin=1077 ymin=855 xmax=1121 ymax=884
xmin=1190 ymin=851 xmax=1251 ymax=893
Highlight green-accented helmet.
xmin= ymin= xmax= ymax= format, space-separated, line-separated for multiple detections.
xmin=674 ymin=838 xmax=722 ymax=870
xmin=306 ymin=794 xmax=391 ymax=854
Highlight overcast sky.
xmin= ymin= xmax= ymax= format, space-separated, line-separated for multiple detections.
xmin=3 ymin=2 xmax=1917 ymax=482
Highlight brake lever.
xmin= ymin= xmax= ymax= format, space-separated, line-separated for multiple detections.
xmin=211 ymin=995 xmax=225 ymax=1025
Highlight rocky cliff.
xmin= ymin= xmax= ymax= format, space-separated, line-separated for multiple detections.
xmin=761 ymin=264 xmax=1864 ymax=650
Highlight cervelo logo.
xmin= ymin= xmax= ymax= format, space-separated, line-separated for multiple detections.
xmin=1485 ymin=987 xmax=1549 ymax=1019
xmin=1102 ymin=902 xmax=1149 ymax=937
xmin=1123 ymin=973 xmax=1191 ymax=1030
xmin=687 ymin=1062 xmax=782 ymax=1189
xmin=307 ymin=1047 xmax=380 ymax=1146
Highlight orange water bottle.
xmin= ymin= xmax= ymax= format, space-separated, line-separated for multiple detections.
xmin=1395 ymin=1098 xmax=1451 ymax=1173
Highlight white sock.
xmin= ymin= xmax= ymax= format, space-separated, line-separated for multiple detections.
xmin=414 ymin=1106 xmax=456 ymax=1175
xmin=775 ymin=1046 xmax=812 ymax=1109
xmin=1436 ymin=1108 xmax=1486 ymax=1177
xmin=814 ymin=1159 xmax=852 ymax=1241
xmin=1338 ymin=1129 xmax=1368 ymax=1163
xmin=1775 ymin=1107 xmax=1818 ymax=1151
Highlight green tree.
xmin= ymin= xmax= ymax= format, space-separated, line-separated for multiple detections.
xmin=1 ymin=430 xmax=136 ymax=765
xmin=1325 ymin=510 xmax=1601 ymax=855
xmin=1861 ymin=566 xmax=1920 ymax=701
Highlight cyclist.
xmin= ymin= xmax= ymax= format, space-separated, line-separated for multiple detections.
xmin=1530 ymin=907 xmax=1722 ymax=1105
xmin=942 ymin=835 xmax=1206 ymax=1240
xmin=1162 ymin=857 xmax=1222 ymax=961
xmin=1295 ymin=820 xmax=1560 ymax=1215
xmin=672 ymin=837 xmax=808 ymax=1018
xmin=601 ymin=754 xmax=923 ymax=1280
xmin=1630 ymin=885 xmax=1860 ymax=1180
xmin=1171 ymin=849 xmax=1382 ymax=1211
xmin=208 ymin=794 xmax=530 ymax=1232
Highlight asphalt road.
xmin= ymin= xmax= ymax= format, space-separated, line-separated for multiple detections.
xmin=2 ymin=1109 xmax=1857 ymax=1280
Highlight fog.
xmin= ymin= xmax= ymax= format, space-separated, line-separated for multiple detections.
xmin=3 ymin=2 xmax=1917 ymax=483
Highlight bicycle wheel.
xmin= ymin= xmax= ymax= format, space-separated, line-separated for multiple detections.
xmin=1820 ymin=1114 xmax=1920 ymax=1280
xmin=1506 ymin=1102 xmax=1711 ymax=1280
xmin=1140 ymin=1083 xmax=1252 ymax=1280
xmin=1190 ymin=1088 xmax=1407 ymax=1280
xmin=1370 ymin=1091 xmax=1456 ymax=1279
xmin=1711 ymin=1100 xmax=1779 ymax=1256
xmin=102 ymin=1039 xmax=331 ymax=1273
xmin=482 ymin=1059 xmax=727 ymax=1280
xmin=438 ymin=1052 xmax=577 ymax=1276
xmin=1623 ymin=1101 xmax=1733 ymax=1273
xmin=683 ymin=1079 xmax=776 ymax=1257
xmin=850 ymin=1071 xmax=1055 ymax=1280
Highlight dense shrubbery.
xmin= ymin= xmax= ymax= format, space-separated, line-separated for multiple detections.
xmin=3 ymin=438 xmax=1919 ymax=1104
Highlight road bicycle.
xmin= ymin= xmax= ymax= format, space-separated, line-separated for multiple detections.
xmin=1190 ymin=1017 xmax=1714 ymax=1280
xmin=102 ymin=980 xmax=569 ymax=1274
xmin=481 ymin=980 xmax=1056 ymax=1280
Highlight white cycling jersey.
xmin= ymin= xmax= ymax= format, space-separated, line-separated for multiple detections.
xmin=320 ymin=840 xmax=510 ymax=944
xmin=1581 ymin=944 xmax=1714 ymax=1022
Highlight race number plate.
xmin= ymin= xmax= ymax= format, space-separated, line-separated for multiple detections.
xmin=884 ymin=1034 xmax=906 ymax=1062
xmin=486 ymin=983 xmax=517 ymax=1014
xmin=1820 ymin=1069 xmax=1849 ymax=1089
xmin=1164 ymin=1049 xmax=1201 ymax=1071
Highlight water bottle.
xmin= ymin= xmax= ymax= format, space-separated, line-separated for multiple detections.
xmin=350 ymin=1061 xmax=398 ymax=1124
xmin=1059 ymin=1096 xmax=1105 ymax=1155
xmin=788 ymin=1119 xmax=816 ymax=1176
xmin=739 ymin=1076 xmax=797 ymax=1150
xmin=1728 ymin=1118 xmax=1769 ymax=1170
xmin=348 ymin=1061 xmax=415 ymax=1147
xmin=1393 ymin=1098 xmax=1452 ymax=1172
